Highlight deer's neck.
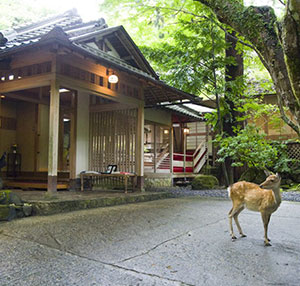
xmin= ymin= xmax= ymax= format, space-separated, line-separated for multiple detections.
xmin=273 ymin=187 xmax=282 ymax=206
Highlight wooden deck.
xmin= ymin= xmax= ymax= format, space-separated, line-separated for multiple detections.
xmin=172 ymin=173 xmax=197 ymax=178
xmin=4 ymin=181 xmax=69 ymax=190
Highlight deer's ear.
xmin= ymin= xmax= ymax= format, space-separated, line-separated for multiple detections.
xmin=275 ymin=172 xmax=281 ymax=179
xmin=264 ymin=169 xmax=272 ymax=176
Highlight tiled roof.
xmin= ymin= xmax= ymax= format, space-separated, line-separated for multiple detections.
xmin=0 ymin=9 xmax=106 ymax=52
xmin=0 ymin=9 xmax=204 ymax=106
xmin=165 ymin=104 xmax=206 ymax=120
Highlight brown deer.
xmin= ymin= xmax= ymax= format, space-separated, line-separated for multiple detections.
xmin=228 ymin=172 xmax=281 ymax=246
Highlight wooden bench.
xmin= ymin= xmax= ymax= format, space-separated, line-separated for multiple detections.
xmin=80 ymin=172 xmax=137 ymax=193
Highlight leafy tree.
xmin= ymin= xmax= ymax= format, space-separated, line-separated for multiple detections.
xmin=100 ymin=0 xmax=292 ymax=184
xmin=194 ymin=0 xmax=300 ymax=136
xmin=0 ymin=0 xmax=55 ymax=30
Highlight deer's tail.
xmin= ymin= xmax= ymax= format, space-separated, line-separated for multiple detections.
xmin=227 ymin=185 xmax=232 ymax=198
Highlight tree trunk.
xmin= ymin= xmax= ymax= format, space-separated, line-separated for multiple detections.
xmin=224 ymin=31 xmax=244 ymax=184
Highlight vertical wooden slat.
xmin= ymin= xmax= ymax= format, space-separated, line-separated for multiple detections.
xmin=89 ymin=107 xmax=139 ymax=189
xmin=136 ymin=105 xmax=144 ymax=191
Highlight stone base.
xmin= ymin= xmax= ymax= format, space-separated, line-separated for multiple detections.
xmin=69 ymin=178 xmax=81 ymax=192
xmin=144 ymin=177 xmax=172 ymax=190
xmin=47 ymin=176 xmax=57 ymax=193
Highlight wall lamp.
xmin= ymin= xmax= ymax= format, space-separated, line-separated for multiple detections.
xmin=107 ymin=69 xmax=119 ymax=84
xmin=183 ymin=127 xmax=190 ymax=134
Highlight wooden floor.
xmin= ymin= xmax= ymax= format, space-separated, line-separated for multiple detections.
xmin=4 ymin=181 xmax=69 ymax=190
xmin=172 ymin=173 xmax=197 ymax=178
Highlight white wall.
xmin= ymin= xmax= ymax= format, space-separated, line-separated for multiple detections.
xmin=37 ymin=104 xmax=49 ymax=171
xmin=75 ymin=91 xmax=90 ymax=176
xmin=144 ymin=108 xmax=171 ymax=126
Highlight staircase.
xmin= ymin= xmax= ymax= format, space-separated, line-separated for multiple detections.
xmin=173 ymin=141 xmax=207 ymax=175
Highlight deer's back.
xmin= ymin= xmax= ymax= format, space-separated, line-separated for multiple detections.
xmin=229 ymin=181 xmax=277 ymax=212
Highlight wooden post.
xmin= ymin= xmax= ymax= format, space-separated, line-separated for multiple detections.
xmin=154 ymin=124 xmax=157 ymax=173
xmin=169 ymin=127 xmax=174 ymax=177
xmin=0 ymin=97 xmax=2 ymax=153
xmin=47 ymin=79 xmax=60 ymax=193
xmin=136 ymin=104 xmax=144 ymax=191
xmin=69 ymin=91 xmax=77 ymax=180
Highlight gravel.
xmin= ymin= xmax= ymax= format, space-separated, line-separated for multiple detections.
xmin=151 ymin=187 xmax=300 ymax=202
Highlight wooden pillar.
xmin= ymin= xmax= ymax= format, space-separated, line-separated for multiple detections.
xmin=169 ymin=127 xmax=174 ymax=176
xmin=47 ymin=80 xmax=60 ymax=193
xmin=153 ymin=124 xmax=157 ymax=173
xmin=136 ymin=104 xmax=144 ymax=191
xmin=0 ymin=97 xmax=2 ymax=153
xmin=69 ymin=92 xmax=77 ymax=180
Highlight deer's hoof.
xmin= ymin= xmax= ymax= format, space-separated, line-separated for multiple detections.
xmin=241 ymin=234 xmax=247 ymax=238
xmin=231 ymin=236 xmax=237 ymax=241
xmin=264 ymin=241 xmax=272 ymax=247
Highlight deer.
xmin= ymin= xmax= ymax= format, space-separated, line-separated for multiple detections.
xmin=227 ymin=172 xmax=281 ymax=246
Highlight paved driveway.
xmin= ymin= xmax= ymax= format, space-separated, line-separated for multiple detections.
xmin=0 ymin=197 xmax=299 ymax=286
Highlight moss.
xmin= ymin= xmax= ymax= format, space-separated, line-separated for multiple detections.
xmin=0 ymin=205 xmax=16 ymax=221
xmin=0 ymin=190 xmax=12 ymax=205
xmin=191 ymin=175 xmax=219 ymax=190
xmin=144 ymin=178 xmax=172 ymax=190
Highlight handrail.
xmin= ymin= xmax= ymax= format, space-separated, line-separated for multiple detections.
xmin=173 ymin=153 xmax=193 ymax=158
xmin=156 ymin=143 xmax=170 ymax=169
xmin=193 ymin=141 xmax=205 ymax=157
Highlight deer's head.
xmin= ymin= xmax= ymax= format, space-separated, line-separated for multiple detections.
xmin=260 ymin=173 xmax=281 ymax=189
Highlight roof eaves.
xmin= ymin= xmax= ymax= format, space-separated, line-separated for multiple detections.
xmin=71 ymin=42 xmax=155 ymax=79
xmin=165 ymin=105 xmax=203 ymax=120
xmin=69 ymin=25 xmax=110 ymax=42
xmin=117 ymin=26 xmax=158 ymax=79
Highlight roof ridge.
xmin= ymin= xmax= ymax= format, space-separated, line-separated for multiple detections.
xmin=14 ymin=9 xmax=81 ymax=34
xmin=64 ymin=18 xmax=107 ymax=32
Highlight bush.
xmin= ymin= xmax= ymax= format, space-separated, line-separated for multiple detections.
xmin=239 ymin=167 xmax=267 ymax=184
xmin=191 ymin=175 xmax=219 ymax=190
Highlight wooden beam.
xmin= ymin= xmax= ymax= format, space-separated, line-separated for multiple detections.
xmin=90 ymin=102 xmax=136 ymax=112
xmin=3 ymin=92 xmax=49 ymax=105
xmin=47 ymin=79 xmax=60 ymax=193
xmin=0 ymin=73 xmax=54 ymax=93
xmin=56 ymin=74 xmax=143 ymax=106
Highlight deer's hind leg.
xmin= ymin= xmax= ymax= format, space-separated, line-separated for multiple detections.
xmin=233 ymin=206 xmax=246 ymax=237
xmin=229 ymin=204 xmax=245 ymax=240
xmin=261 ymin=211 xmax=272 ymax=246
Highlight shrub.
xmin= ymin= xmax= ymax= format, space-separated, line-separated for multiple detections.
xmin=191 ymin=175 xmax=219 ymax=190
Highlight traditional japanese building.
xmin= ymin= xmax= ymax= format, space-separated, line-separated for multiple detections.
xmin=0 ymin=9 xmax=210 ymax=192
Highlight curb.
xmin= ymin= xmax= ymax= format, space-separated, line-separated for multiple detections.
xmin=30 ymin=192 xmax=173 ymax=216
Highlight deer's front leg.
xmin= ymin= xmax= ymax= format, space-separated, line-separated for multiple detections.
xmin=228 ymin=208 xmax=237 ymax=240
xmin=261 ymin=212 xmax=272 ymax=246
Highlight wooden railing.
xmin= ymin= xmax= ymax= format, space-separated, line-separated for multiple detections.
xmin=173 ymin=141 xmax=207 ymax=173
xmin=144 ymin=143 xmax=170 ymax=173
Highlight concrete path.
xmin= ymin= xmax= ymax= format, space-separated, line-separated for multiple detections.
xmin=0 ymin=197 xmax=299 ymax=286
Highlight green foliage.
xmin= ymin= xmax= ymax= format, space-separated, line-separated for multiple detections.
xmin=214 ymin=124 xmax=277 ymax=169
xmin=239 ymin=167 xmax=267 ymax=184
xmin=191 ymin=174 xmax=219 ymax=190
xmin=214 ymin=124 xmax=295 ymax=173
xmin=100 ymin=0 xmax=233 ymax=98
xmin=0 ymin=0 xmax=55 ymax=30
